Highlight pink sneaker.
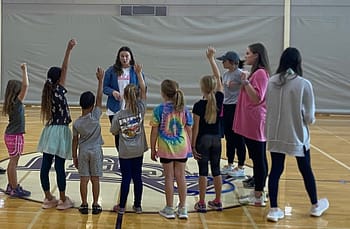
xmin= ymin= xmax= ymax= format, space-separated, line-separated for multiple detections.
xmin=56 ymin=196 xmax=74 ymax=210
xmin=42 ymin=197 xmax=59 ymax=209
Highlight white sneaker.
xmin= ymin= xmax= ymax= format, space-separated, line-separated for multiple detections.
xmin=267 ymin=208 xmax=284 ymax=222
xmin=56 ymin=196 xmax=74 ymax=210
xmin=310 ymin=198 xmax=329 ymax=217
xmin=221 ymin=165 xmax=234 ymax=175
xmin=239 ymin=192 xmax=266 ymax=207
xmin=227 ymin=167 xmax=245 ymax=177
xmin=42 ymin=196 xmax=59 ymax=209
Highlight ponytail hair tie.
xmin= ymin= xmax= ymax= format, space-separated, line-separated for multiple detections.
xmin=286 ymin=68 xmax=295 ymax=75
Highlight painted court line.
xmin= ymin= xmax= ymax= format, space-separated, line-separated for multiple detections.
xmin=314 ymin=125 xmax=350 ymax=145
xmin=310 ymin=144 xmax=350 ymax=171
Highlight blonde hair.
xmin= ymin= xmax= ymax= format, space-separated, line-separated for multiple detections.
xmin=124 ymin=84 xmax=139 ymax=115
xmin=200 ymin=75 xmax=217 ymax=124
xmin=161 ymin=79 xmax=185 ymax=112
xmin=2 ymin=80 xmax=22 ymax=116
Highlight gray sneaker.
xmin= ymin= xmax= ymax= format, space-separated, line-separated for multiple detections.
xmin=176 ymin=206 xmax=188 ymax=219
xmin=159 ymin=206 xmax=175 ymax=219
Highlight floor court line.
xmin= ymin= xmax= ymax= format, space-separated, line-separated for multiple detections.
xmin=314 ymin=125 xmax=350 ymax=144
xmin=310 ymin=144 xmax=350 ymax=171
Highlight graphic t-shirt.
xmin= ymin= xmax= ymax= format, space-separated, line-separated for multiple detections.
xmin=111 ymin=100 xmax=147 ymax=159
xmin=150 ymin=102 xmax=193 ymax=159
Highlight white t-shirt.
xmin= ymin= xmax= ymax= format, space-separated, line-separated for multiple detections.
xmin=106 ymin=67 xmax=130 ymax=115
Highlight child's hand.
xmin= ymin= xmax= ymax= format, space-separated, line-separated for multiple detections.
xmin=192 ymin=148 xmax=202 ymax=161
xmin=151 ymin=150 xmax=158 ymax=162
xmin=73 ymin=157 xmax=78 ymax=169
xmin=68 ymin=39 xmax=77 ymax=50
xmin=96 ymin=67 xmax=104 ymax=81
xmin=206 ymin=46 xmax=216 ymax=59
xmin=20 ymin=63 xmax=27 ymax=71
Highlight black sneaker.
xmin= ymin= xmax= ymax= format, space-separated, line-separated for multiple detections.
xmin=92 ymin=204 xmax=103 ymax=214
xmin=79 ymin=204 xmax=89 ymax=214
xmin=243 ymin=177 xmax=255 ymax=189
xmin=0 ymin=167 xmax=6 ymax=174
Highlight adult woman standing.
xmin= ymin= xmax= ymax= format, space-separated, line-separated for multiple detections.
xmin=265 ymin=47 xmax=328 ymax=222
xmin=234 ymin=43 xmax=270 ymax=206
xmin=103 ymin=46 xmax=145 ymax=151
xmin=208 ymin=47 xmax=246 ymax=177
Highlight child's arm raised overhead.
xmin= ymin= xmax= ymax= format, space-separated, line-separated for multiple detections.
xmin=134 ymin=63 xmax=146 ymax=100
xmin=95 ymin=67 xmax=104 ymax=108
xmin=206 ymin=46 xmax=220 ymax=80
xmin=206 ymin=46 xmax=223 ymax=93
xmin=59 ymin=39 xmax=77 ymax=86
xmin=18 ymin=63 xmax=29 ymax=102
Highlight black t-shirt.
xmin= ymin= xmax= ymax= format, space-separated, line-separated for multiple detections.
xmin=192 ymin=91 xmax=224 ymax=139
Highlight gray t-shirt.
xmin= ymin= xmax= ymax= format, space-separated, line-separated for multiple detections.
xmin=110 ymin=100 xmax=148 ymax=159
xmin=222 ymin=68 xmax=242 ymax=104
xmin=73 ymin=106 xmax=104 ymax=152
xmin=5 ymin=97 xmax=25 ymax=134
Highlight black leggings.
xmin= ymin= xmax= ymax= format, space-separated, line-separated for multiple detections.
xmin=223 ymin=104 xmax=246 ymax=166
xmin=244 ymin=137 xmax=268 ymax=192
xmin=196 ymin=135 xmax=222 ymax=177
xmin=268 ymin=149 xmax=318 ymax=208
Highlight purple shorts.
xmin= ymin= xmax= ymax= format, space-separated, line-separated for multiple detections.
xmin=4 ymin=133 xmax=24 ymax=157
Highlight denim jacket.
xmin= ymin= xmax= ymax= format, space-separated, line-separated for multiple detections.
xmin=103 ymin=65 xmax=144 ymax=113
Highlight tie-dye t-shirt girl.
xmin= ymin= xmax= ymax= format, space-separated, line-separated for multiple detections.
xmin=150 ymin=101 xmax=193 ymax=159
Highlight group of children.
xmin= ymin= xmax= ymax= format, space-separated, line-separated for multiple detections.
xmin=2 ymin=39 xmax=328 ymax=222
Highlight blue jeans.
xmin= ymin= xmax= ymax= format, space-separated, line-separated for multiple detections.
xmin=40 ymin=153 xmax=66 ymax=192
xmin=268 ymin=148 xmax=318 ymax=208
xmin=119 ymin=156 xmax=144 ymax=208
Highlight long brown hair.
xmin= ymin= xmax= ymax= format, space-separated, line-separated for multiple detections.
xmin=114 ymin=46 xmax=135 ymax=76
xmin=40 ymin=81 xmax=55 ymax=123
xmin=124 ymin=84 xmax=139 ymax=115
xmin=248 ymin=43 xmax=271 ymax=76
xmin=2 ymin=80 xmax=22 ymax=116
xmin=161 ymin=79 xmax=185 ymax=112
xmin=200 ymin=75 xmax=217 ymax=124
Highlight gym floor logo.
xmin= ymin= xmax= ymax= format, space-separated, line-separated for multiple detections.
xmin=16 ymin=154 xmax=236 ymax=195
xmin=0 ymin=150 xmax=245 ymax=212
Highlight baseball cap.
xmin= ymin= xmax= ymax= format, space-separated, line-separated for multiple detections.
xmin=216 ymin=51 xmax=240 ymax=62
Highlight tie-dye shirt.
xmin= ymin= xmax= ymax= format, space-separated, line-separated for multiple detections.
xmin=150 ymin=102 xmax=193 ymax=159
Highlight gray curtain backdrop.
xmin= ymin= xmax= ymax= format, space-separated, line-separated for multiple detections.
xmin=1 ymin=1 xmax=349 ymax=113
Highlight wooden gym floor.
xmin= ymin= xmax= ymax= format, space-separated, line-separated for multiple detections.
xmin=0 ymin=106 xmax=349 ymax=229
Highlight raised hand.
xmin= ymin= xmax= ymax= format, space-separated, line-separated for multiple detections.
xmin=67 ymin=39 xmax=77 ymax=50
xmin=20 ymin=63 xmax=27 ymax=72
xmin=134 ymin=63 xmax=143 ymax=75
xmin=206 ymin=46 xmax=216 ymax=59
xmin=96 ymin=67 xmax=104 ymax=81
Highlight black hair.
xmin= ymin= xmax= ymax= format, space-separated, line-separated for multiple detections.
xmin=79 ymin=91 xmax=95 ymax=109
